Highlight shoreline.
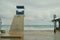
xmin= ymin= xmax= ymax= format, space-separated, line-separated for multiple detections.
xmin=24 ymin=30 xmax=54 ymax=32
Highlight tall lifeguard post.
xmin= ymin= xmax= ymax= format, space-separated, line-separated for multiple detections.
xmin=9 ymin=6 xmax=24 ymax=40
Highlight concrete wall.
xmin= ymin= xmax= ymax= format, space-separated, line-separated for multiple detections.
xmin=9 ymin=15 xmax=24 ymax=36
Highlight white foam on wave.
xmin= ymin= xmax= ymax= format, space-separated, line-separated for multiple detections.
xmin=24 ymin=27 xmax=54 ymax=30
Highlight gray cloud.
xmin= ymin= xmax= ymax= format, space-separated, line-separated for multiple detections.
xmin=0 ymin=0 xmax=60 ymax=25
xmin=19 ymin=0 xmax=60 ymax=8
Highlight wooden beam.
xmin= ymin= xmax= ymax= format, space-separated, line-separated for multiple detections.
xmin=1 ymin=36 xmax=21 ymax=38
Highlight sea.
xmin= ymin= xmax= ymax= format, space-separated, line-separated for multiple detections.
xmin=0 ymin=25 xmax=54 ymax=32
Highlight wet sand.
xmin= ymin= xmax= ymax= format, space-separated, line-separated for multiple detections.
xmin=0 ymin=30 xmax=54 ymax=40
xmin=24 ymin=30 xmax=54 ymax=40
xmin=1 ymin=30 xmax=60 ymax=40
xmin=54 ymin=30 xmax=60 ymax=40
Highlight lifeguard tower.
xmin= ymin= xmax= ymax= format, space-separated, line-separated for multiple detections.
xmin=9 ymin=6 xmax=24 ymax=40
xmin=52 ymin=15 xmax=60 ymax=33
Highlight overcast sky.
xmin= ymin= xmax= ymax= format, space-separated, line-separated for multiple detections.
xmin=0 ymin=0 xmax=60 ymax=25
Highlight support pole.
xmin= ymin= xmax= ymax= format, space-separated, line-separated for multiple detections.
xmin=53 ymin=14 xmax=56 ymax=33
xmin=54 ymin=21 xmax=56 ymax=33
xmin=59 ymin=21 xmax=60 ymax=30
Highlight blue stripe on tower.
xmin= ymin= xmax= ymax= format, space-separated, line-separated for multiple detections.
xmin=16 ymin=6 xmax=24 ymax=9
xmin=16 ymin=6 xmax=24 ymax=14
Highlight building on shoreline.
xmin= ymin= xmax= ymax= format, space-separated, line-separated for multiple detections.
xmin=52 ymin=18 xmax=60 ymax=30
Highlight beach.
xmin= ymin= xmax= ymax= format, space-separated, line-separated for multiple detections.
xmin=24 ymin=30 xmax=54 ymax=40
xmin=54 ymin=31 xmax=60 ymax=40
xmin=0 ymin=30 xmax=54 ymax=40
